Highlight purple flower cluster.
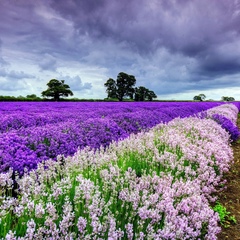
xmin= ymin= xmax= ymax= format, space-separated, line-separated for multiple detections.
xmin=232 ymin=101 xmax=240 ymax=111
xmin=211 ymin=114 xmax=240 ymax=142
xmin=206 ymin=104 xmax=240 ymax=142
xmin=0 ymin=101 xmax=224 ymax=176
xmin=0 ymin=132 xmax=38 ymax=175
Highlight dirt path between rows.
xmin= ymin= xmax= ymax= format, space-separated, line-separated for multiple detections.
xmin=217 ymin=116 xmax=240 ymax=240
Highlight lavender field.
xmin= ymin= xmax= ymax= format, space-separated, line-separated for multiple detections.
xmin=0 ymin=101 xmax=240 ymax=239
xmin=0 ymin=101 xmax=226 ymax=176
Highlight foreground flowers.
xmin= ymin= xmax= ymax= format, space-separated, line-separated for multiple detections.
xmin=0 ymin=103 xmax=239 ymax=239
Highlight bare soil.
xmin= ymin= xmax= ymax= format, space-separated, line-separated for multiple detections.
xmin=216 ymin=116 xmax=240 ymax=240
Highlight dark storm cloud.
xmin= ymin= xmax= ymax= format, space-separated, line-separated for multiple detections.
xmin=0 ymin=0 xmax=77 ymax=57
xmin=0 ymin=0 xmax=240 ymax=99
xmin=51 ymin=0 xmax=240 ymax=77
xmin=196 ymin=42 xmax=240 ymax=77
xmin=51 ymin=0 xmax=240 ymax=50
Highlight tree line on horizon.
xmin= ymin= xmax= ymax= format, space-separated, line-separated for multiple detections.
xmin=40 ymin=75 xmax=157 ymax=101
xmin=193 ymin=93 xmax=235 ymax=102
xmin=104 ymin=72 xmax=157 ymax=101
xmin=0 ymin=77 xmax=236 ymax=102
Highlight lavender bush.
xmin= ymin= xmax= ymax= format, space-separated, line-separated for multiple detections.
xmin=0 ymin=103 xmax=237 ymax=239
xmin=206 ymin=104 xmax=240 ymax=142
xmin=206 ymin=103 xmax=239 ymax=123
xmin=211 ymin=114 xmax=240 ymax=142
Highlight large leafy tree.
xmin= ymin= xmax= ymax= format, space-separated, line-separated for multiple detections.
xmin=104 ymin=73 xmax=157 ymax=101
xmin=41 ymin=79 xmax=73 ymax=101
xmin=146 ymin=90 xmax=157 ymax=101
xmin=134 ymin=86 xmax=146 ymax=101
xmin=193 ymin=93 xmax=206 ymax=101
xmin=221 ymin=96 xmax=235 ymax=101
xmin=104 ymin=78 xmax=117 ymax=99
xmin=116 ymin=72 xmax=136 ymax=101
xmin=134 ymin=86 xmax=157 ymax=101
xmin=104 ymin=72 xmax=136 ymax=101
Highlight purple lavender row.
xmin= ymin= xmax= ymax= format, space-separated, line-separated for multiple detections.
xmin=205 ymin=103 xmax=240 ymax=141
xmin=0 ymin=102 xmax=224 ymax=176
xmin=0 ymin=102 xmax=224 ymax=133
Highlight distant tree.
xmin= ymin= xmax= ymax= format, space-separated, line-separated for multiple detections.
xmin=104 ymin=72 xmax=136 ymax=101
xmin=104 ymin=73 xmax=158 ymax=101
xmin=221 ymin=96 xmax=235 ymax=101
xmin=17 ymin=95 xmax=25 ymax=101
xmin=146 ymin=90 xmax=157 ymax=101
xmin=41 ymin=79 xmax=73 ymax=101
xmin=228 ymin=97 xmax=235 ymax=101
xmin=26 ymin=94 xmax=37 ymax=99
xmin=193 ymin=93 xmax=206 ymax=101
xmin=199 ymin=93 xmax=206 ymax=101
xmin=134 ymin=86 xmax=147 ymax=101
xmin=193 ymin=95 xmax=201 ymax=101
xmin=116 ymin=72 xmax=136 ymax=101
xmin=134 ymin=86 xmax=157 ymax=101
xmin=26 ymin=94 xmax=41 ymax=101
xmin=104 ymin=78 xmax=117 ymax=99
xmin=221 ymin=96 xmax=227 ymax=101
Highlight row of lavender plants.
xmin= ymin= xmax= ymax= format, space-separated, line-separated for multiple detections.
xmin=0 ymin=101 xmax=226 ymax=176
xmin=0 ymin=103 xmax=239 ymax=239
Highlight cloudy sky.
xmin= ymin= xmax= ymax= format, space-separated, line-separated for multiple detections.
xmin=0 ymin=0 xmax=240 ymax=100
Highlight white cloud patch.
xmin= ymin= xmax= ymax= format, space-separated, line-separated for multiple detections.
xmin=61 ymin=75 xmax=92 ymax=92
